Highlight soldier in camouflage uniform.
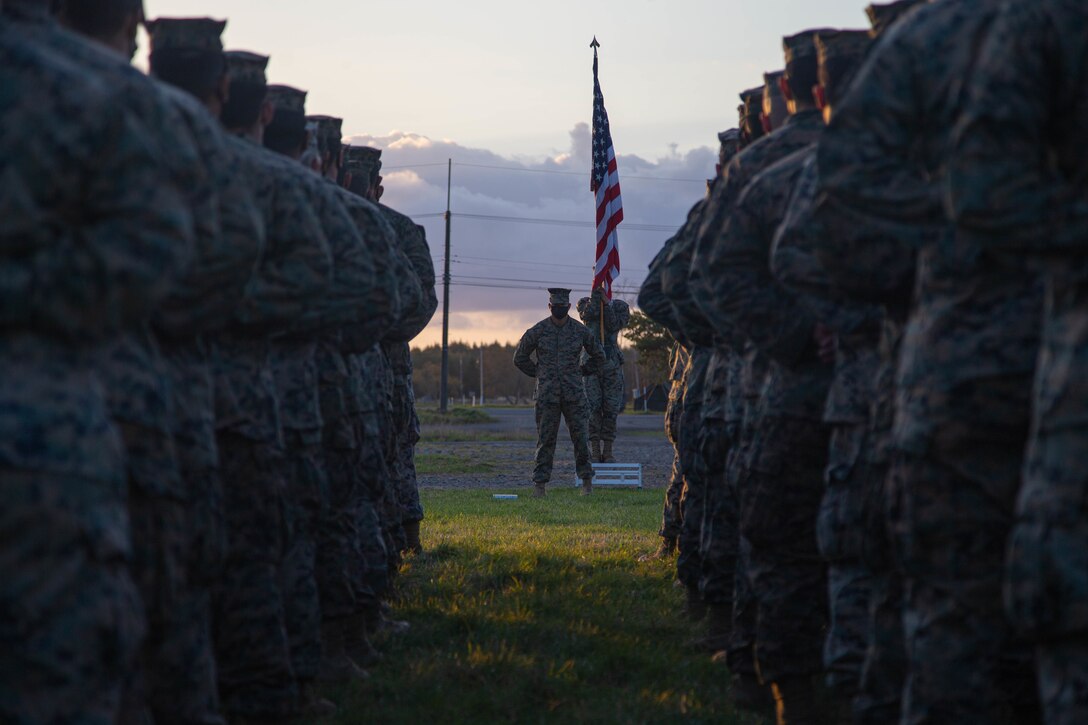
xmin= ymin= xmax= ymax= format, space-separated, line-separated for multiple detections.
xmin=577 ymin=287 xmax=631 ymax=463
xmin=338 ymin=143 xmax=429 ymax=640
xmin=814 ymin=2 xmax=1042 ymax=721
xmin=637 ymin=240 xmax=689 ymax=561
xmin=212 ymin=51 xmax=339 ymax=721
xmin=948 ymin=2 xmax=1088 ymax=722
xmin=692 ymin=31 xmax=835 ymax=722
xmin=514 ymin=288 xmax=607 ymax=497
xmin=0 ymin=7 xmax=193 ymax=721
xmin=28 ymin=4 xmax=240 ymax=722
xmin=768 ymin=29 xmax=883 ymax=717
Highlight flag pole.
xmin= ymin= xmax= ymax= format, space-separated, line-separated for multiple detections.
xmin=591 ymin=36 xmax=605 ymax=345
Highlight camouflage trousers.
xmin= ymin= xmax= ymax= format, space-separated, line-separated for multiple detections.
xmin=741 ymin=416 xmax=829 ymax=683
xmin=855 ymin=570 xmax=907 ymax=725
xmin=676 ymin=403 xmax=706 ymax=590
xmin=532 ymin=396 xmax=594 ymax=485
xmin=351 ymin=415 xmax=392 ymax=608
xmin=658 ymin=397 xmax=684 ymax=539
xmin=724 ymin=424 xmax=758 ymax=678
xmin=318 ymin=435 xmax=362 ymax=622
xmin=818 ymin=423 xmax=878 ymax=696
xmin=584 ymin=363 xmax=624 ymax=443
xmin=0 ymin=470 xmax=144 ymax=725
xmin=699 ymin=420 xmax=736 ymax=607
xmin=123 ymin=422 xmax=225 ymax=725
xmin=213 ymin=433 xmax=297 ymax=720
xmin=391 ymin=379 xmax=423 ymax=524
xmin=888 ymin=430 xmax=1039 ymax=720
xmin=280 ymin=433 xmax=325 ymax=680
xmin=1007 ymin=423 xmax=1088 ymax=725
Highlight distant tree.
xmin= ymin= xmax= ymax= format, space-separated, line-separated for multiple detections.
xmin=623 ymin=310 xmax=673 ymax=388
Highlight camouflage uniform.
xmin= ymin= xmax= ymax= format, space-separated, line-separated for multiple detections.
xmin=577 ymin=292 xmax=631 ymax=447
xmin=513 ymin=300 xmax=607 ymax=488
xmin=211 ymin=124 xmax=334 ymax=718
xmin=637 ymin=240 xmax=688 ymax=544
xmin=948 ymin=2 xmax=1088 ymax=722
xmin=377 ymin=205 xmax=438 ymax=530
xmin=0 ymin=16 xmax=193 ymax=723
xmin=660 ymin=198 xmax=720 ymax=596
xmin=815 ymin=2 xmax=1042 ymax=721
xmin=772 ymin=143 xmax=887 ymax=698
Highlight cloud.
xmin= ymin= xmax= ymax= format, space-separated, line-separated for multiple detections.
xmin=345 ymin=125 xmax=718 ymax=346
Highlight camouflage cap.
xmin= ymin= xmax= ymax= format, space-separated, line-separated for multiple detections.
xmin=717 ymin=129 xmax=740 ymax=148
xmin=739 ymin=85 xmax=764 ymax=105
xmin=267 ymin=84 xmax=307 ymax=113
xmin=225 ymin=50 xmax=269 ymax=84
xmin=866 ymin=0 xmax=925 ymax=37
xmin=815 ymin=29 xmax=872 ymax=64
xmin=548 ymin=288 xmax=572 ymax=305
xmin=307 ymin=114 xmax=343 ymax=153
xmin=783 ymin=29 xmax=830 ymax=63
xmin=145 ymin=17 xmax=226 ymax=52
xmin=763 ymin=70 xmax=785 ymax=98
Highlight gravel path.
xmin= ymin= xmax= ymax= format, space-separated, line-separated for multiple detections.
xmin=417 ymin=408 xmax=674 ymax=492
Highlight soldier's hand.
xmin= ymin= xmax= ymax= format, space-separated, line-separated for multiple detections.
xmin=814 ymin=323 xmax=836 ymax=364
xmin=592 ymin=286 xmax=605 ymax=303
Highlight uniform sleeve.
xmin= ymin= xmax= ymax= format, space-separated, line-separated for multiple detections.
xmin=383 ymin=211 xmax=437 ymax=342
xmin=241 ymin=163 xmax=333 ymax=335
xmin=0 ymin=93 xmax=193 ymax=340
xmin=812 ymin=29 xmax=925 ymax=305
xmin=772 ymin=160 xmax=883 ymax=338
xmin=638 ymin=242 xmax=682 ymax=336
xmin=513 ymin=328 xmax=539 ymax=377
xmin=948 ymin=3 xmax=1088 ymax=256
xmin=695 ymin=174 xmax=816 ymax=366
xmin=662 ymin=203 xmax=717 ymax=348
xmin=581 ymin=326 xmax=607 ymax=376
xmin=609 ymin=300 xmax=631 ymax=333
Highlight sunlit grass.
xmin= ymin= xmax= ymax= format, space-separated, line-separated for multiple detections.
xmin=320 ymin=488 xmax=759 ymax=724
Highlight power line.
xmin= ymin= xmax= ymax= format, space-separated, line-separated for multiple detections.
xmin=454 ymin=161 xmax=704 ymax=183
xmin=452 ymin=253 xmax=589 ymax=270
xmin=453 ymin=212 xmax=676 ymax=233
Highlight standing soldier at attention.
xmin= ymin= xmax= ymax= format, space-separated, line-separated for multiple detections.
xmin=514 ymin=288 xmax=607 ymax=497
xmin=577 ymin=287 xmax=631 ymax=463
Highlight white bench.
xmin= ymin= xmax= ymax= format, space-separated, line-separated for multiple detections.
xmin=574 ymin=463 xmax=643 ymax=488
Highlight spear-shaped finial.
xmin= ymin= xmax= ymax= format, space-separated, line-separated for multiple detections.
xmin=590 ymin=36 xmax=600 ymax=54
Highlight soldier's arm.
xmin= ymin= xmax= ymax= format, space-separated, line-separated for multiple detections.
xmin=638 ymin=243 xmax=682 ymax=332
xmin=513 ymin=328 xmax=539 ymax=377
xmin=239 ymin=162 xmax=334 ymax=335
xmin=696 ymin=172 xmax=817 ymax=366
xmin=380 ymin=208 xmax=437 ymax=342
xmin=661 ymin=205 xmax=717 ymax=348
xmin=948 ymin=3 xmax=1088 ymax=256
xmin=608 ymin=299 xmax=631 ymax=333
xmin=581 ymin=327 xmax=607 ymax=376
xmin=45 ymin=101 xmax=195 ymax=338
xmin=771 ymin=159 xmax=883 ymax=339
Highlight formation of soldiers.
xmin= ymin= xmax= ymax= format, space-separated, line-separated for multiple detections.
xmin=0 ymin=1 xmax=438 ymax=723
xmin=640 ymin=1 xmax=1088 ymax=723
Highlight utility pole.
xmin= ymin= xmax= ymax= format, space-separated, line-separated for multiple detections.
xmin=439 ymin=158 xmax=452 ymax=413
xmin=479 ymin=346 xmax=485 ymax=407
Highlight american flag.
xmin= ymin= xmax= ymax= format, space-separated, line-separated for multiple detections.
xmin=591 ymin=40 xmax=623 ymax=299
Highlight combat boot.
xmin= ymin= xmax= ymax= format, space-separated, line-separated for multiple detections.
xmin=317 ymin=618 xmax=369 ymax=683
xmin=730 ymin=672 xmax=775 ymax=715
xmin=581 ymin=477 xmax=593 ymax=495
xmin=344 ymin=612 xmax=384 ymax=668
xmin=532 ymin=483 xmax=547 ymax=498
xmin=403 ymin=519 xmax=423 ymax=555
xmin=638 ymin=536 xmax=677 ymax=562
xmin=684 ymin=584 xmax=708 ymax=622
xmin=602 ymin=440 xmax=616 ymax=463
xmin=591 ymin=439 xmax=602 ymax=462
xmin=696 ymin=603 xmax=732 ymax=652
xmin=365 ymin=602 xmax=410 ymax=639
xmin=771 ymin=677 xmax=819 ymax=725
xmin=298 ymin=681 xmax=338 ymax=718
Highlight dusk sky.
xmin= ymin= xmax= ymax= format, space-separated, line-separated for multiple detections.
xmin=141 ymin=0 xmax=876 ymax=346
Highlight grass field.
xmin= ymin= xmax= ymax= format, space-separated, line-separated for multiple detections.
xmin=417 ymin=408 xmax=498 ymax=426
xmin=320 ymin=488 xmax=761 ymax=724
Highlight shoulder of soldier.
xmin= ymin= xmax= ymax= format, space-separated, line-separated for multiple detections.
xmin=567 ymin=318 xmax=592 ymax=336
xmin=377 ymin=203 xmax=418 ymax=232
